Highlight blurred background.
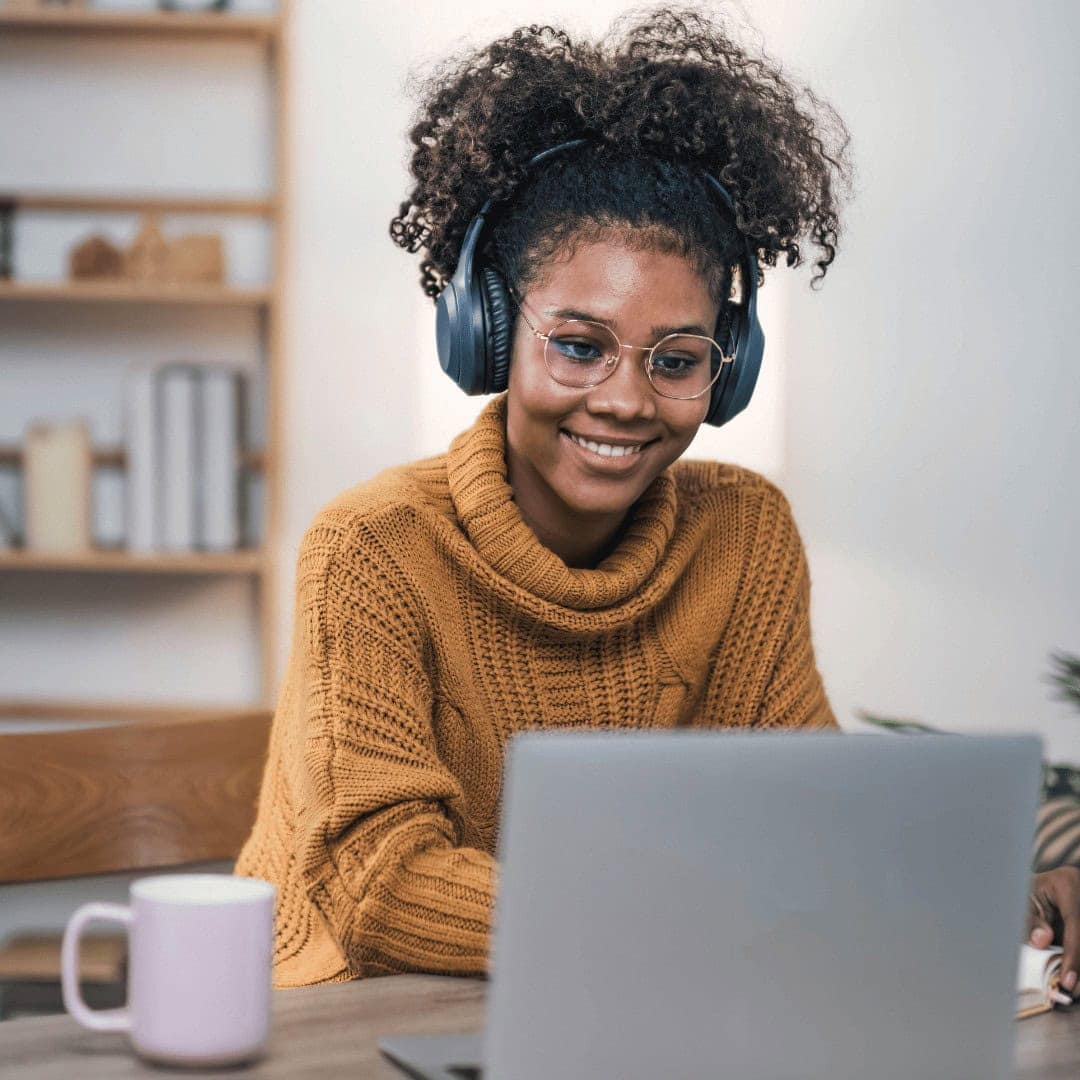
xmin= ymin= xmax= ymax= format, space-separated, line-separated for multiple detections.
xmin=0 ymin=0 xmax=1077 ymax=990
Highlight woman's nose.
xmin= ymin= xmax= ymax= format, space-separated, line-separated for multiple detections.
xmin=585 ymin=347 xmax=657 ymax=422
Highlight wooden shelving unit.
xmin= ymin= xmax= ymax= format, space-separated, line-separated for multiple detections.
xmin=0 ymin=445 xmax=266 ymax=470
xmin=1 ymin=193 xmax=277 ymax=215
xmin=0 ymin=9 xmax=279 ymax=41
xmin=0 ymin=2 xmax=290 ymax=713
xmin=0 ymin=548 xmax=264 ymax=575
xmin=0 ymin=280 xmax=271 ymax=306
xmin=0 ymin=699 xmax=268 ymax=723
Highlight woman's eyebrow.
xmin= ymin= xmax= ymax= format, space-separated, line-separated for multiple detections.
xmin=543 ymin=306 xmax=712 ymax=338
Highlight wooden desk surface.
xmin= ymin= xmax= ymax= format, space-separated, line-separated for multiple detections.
xmin=1 ymin=974 xmax=1077 ymax=1078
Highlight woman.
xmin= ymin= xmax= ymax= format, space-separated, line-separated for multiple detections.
xmin=237 ymin=6 xmax=1079 ymax=991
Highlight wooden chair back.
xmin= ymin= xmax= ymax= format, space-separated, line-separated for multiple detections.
xmin=0 ymin=706 xmax=271 ymax=884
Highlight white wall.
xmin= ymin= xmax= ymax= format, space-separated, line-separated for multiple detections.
xmin=2 ymin=0 xmax=1078 ymax=941
xmin=771 ymin=1 xmax=1080 ymax=758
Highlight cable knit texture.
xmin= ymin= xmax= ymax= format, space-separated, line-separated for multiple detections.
xmin=235 ymin=392 xmax=837 ymax=988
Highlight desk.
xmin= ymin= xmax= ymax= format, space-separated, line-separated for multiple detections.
xmin=0 ymin=974 xmax=1077 ymax=1078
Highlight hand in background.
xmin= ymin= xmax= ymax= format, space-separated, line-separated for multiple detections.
xmin=1028 ymin=866 xmax=1080 ymax=995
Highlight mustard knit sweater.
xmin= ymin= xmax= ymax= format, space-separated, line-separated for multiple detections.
xmin=235 ymin=393 xmax=838 ymax=988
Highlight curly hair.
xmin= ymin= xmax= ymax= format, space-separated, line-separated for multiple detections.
xmin=389 ymin=4 xmax=854 ymax=309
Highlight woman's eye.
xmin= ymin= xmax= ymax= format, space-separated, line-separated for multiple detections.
xmin=651 ymin=352 xmax=701 ymax=375
xmin=552 ymin=338 xmax=604 ymax=363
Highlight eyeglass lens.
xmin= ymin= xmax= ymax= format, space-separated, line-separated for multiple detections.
xmin=543 ymin=320 xmax=724 ymax=399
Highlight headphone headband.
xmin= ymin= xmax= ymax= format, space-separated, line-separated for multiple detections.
xmin=434 ymin=139 xmax=765 ymax=427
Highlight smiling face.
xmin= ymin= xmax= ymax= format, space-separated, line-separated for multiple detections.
xmin=505 ymin=235 xmax=721 ymax=566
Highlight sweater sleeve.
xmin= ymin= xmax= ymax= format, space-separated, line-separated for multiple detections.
xmin=291 ymin=510 xmax=497 ymax=979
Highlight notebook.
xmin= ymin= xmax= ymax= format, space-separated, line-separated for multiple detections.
xmin=380 ymin=731 xmax=1043 ymax=1079
xmin=1017 ymin=943 xmax=1073 ymax=1019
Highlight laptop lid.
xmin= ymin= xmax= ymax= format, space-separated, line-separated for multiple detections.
xmin=482 ymin=730 xmax=1041 ymax=1080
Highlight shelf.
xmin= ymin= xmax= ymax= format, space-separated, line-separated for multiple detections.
xmin=0 ymin=280 xmax=271 ymax=306
xmin=0 ymin=445 xmax=266 ymax=471
xmin=0 ymin=9 xmax=280 ymax=42
xmin=1 ymin=193 xmax=277 ymax=216
xmin=0 ymin=548 xmax=265 ymax=574
xmin=0 ymin=699 xmax=270 ymax=724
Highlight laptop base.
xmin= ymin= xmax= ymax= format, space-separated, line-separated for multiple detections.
xmin=378 ymin=1030 xmax=484 ymax=1080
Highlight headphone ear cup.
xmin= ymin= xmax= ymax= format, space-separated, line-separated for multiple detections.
xmin=706 ymin=292 xmax=765 ymax=427
xmin=706 ymin=302 xmax=738 ymax=425
xmin=435 ymin=280 xmax=464 ymax=388
xmin=479 ymin=266 xmax=514 ymax=393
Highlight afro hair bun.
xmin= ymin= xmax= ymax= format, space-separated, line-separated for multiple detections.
xmin=390 ymin=4 xmax=854 ymax=300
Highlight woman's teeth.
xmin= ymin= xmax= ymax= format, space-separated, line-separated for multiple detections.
xmin=567 ymin=433 xmax=646 ymax=457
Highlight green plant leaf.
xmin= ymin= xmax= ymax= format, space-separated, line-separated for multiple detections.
xmin=855 ymin=711 xmax=942 ymax=735
xmin=1047 ymin=651 xmax=1080 ymax=713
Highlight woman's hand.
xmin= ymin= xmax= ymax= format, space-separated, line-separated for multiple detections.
xmin=1027 ymin=866 xmax=1080 ymax=995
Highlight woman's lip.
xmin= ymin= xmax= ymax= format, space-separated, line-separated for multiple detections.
xmin=560 ymin=429 xmax=657 ymax=448
xmin=559 ymin=429 xmax=655 ymax=470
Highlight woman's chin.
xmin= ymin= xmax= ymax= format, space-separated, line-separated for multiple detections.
xmin=552 ymin=473 xmax=653 ymax=520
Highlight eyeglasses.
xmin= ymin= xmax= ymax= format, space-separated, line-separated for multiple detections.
xmin=510 ymin=290 xmax=732 ymax=400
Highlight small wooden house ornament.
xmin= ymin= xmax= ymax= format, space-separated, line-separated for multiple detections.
xmin=69 ymin=235 xmax=125 ymax=280
xmin=66 ymin=213 xmax=226 ymax=285
xmin=125 ymin=213 xmax=171 ymax=283
xmin=167 ymin=232 xmax=224 ymax=284
xmin=124 ymin=212 xmax=224 ymax=284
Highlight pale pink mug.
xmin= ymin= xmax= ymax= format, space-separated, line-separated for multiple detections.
xmin=61 ymin=873 xmax=276 ymax=1067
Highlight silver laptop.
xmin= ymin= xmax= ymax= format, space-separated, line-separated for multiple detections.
xmin=380 ymin=730 xmax=1042 ymax=1080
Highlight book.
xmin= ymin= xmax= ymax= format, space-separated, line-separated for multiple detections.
xmin=1016 ymin=943 xmax=1074 ymax=1019
xmin=123 ymin=361 xmax=247 ymax=553
xmin=196 ymin=365 xmax=242 ymax=551
xmin=125 ymin=362 xmax=159 ymax=553
xmin=159 ymin=364 xmax=198 ymax=552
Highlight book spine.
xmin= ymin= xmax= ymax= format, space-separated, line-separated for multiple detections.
xmin=198 ymin=367 xmax=240 ymax=551
xmin=159 ymin=365 xmax=198 ymax=552
xmin=125 ymin=363 xmax=158 ymax=552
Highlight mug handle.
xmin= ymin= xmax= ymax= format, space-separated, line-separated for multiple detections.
xmin=61 ymin=901 xmax=133 ymax=1033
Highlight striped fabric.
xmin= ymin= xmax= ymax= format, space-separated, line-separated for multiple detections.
xmin=1033 ymin=797 xmax=1080 ymax=873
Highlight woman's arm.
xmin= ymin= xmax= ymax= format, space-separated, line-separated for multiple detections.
xmin=290 ymin=510 xmax=497 ymax=978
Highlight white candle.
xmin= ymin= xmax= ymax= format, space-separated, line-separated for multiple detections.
xmin=23 ymin=419 xmax=93 ymax=553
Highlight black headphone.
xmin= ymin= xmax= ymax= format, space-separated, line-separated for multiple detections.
xmin=435 ymin=139 xmax=764 ymax=427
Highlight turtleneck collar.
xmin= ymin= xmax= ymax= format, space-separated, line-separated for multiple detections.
xmin=446 ymin=393 xmax=678 ymax=611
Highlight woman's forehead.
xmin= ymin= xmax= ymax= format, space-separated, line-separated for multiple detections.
xmin=527 ymin=235 xmax=718 ymax=323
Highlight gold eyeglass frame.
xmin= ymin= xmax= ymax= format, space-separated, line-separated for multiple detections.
xmin=509 ymin=290 xmax=733 ymax=400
